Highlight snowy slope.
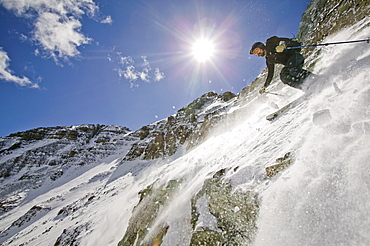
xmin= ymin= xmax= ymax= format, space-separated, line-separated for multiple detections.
xmin=0 ymin=18 xmax=369 ymax=246
xmin=253 ymin=18 xmax=370 ymax=245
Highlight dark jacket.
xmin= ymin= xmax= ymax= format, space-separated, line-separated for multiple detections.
xmin=264 ymin=36 xmax=301 ymax=87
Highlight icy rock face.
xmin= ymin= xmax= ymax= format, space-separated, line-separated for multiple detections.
xmin=0 ymin=124 xmax=131 ymax=177
xmin=54 ymin=223 xmax=90 ymax=246
xmin=190 ymin=169 xmax=259 ymax=245
xmin=297 ymin=0 xmax=369 ymax=44
xmin=123 ymin=91 xmax=236 ymax=160
xmin=297 ymin=0 xmax=370 ymax=71
xmin=1 ymin=205 xmax=50 ymax=232
xmin=118 ymin=180 xmax=181 ymax=246
xmin=0 ymin=124 xmax=132 ymax=214
xmin=118 ymin=170 xmax=259 ymax=246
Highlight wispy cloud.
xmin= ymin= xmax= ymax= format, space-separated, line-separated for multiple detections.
xmin=101 ymin=16 xmax=113 ymax=24
xmin=0 ymin=0 xmax=112 ymax=63
xmin=0 ymin=48 xmax=38 ymax=88
xmin=111 ymin=53 xmax=165 ymax=88
xmin=154 ymin=68 xmax=165 ymax=82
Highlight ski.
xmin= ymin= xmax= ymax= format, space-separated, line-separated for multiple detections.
xmin=266 ymin=96 xmax=303 ymax=121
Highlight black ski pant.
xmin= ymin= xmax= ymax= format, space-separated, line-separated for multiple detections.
xmin=280 ymin=52 xmax=311 ymax=89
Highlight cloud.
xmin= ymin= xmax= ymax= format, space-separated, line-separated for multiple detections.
xmin=0 ymin=48 xmax=38 ymax=88
xmin=139 ymin=56 xmax=151 ymax=82
xmin=113 ymin=54 xmax=165 ymax=88
xmin=33 ymin=12 xmax=91 ymax=62
xmin=0 ymin=0 xmax=98 ymax=17
xmin=122 ymin=66 xmax=139 ymax=82
xmin=154 ymin=68 xmax=165 ymax=82
xmin=101 ymin=15 xmax=113 ymax=24
xmin=0 ymin=0 xmax=111 ymax=62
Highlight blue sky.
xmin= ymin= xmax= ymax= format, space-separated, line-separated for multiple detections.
xmin=0 ymin=0 xmax=310 ymax=137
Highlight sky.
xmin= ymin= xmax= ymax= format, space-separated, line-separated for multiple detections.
xmin=0 ymin=0 xmax=311 ymax=137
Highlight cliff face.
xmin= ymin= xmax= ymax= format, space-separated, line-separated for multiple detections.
xmin=297 ymin=0 xmax=369 ymax=44
xmin=297 ymin=0 xmax=370 ymax=70
xmin=123 ymin=91 xmax=236 ymax=161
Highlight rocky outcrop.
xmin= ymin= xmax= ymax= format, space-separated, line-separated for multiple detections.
xmin=298 ymin=0 xmax=369 ymax=44
xmin=265 ymin=152 xmax=294 ymax=177
xmin=190 ymin=169 xmax=259 ymax=245
xmin=118 ymin=180 xmax=181 ymax=246
xmin=297 ymin=0 xmax=370 ymax=69
xmin=118 ymin=169 xmax=259 ymax=246
xmin=122 ymin=91 xmax=236 ymax=161
xmin=54 ymin=223 xmax=90 ymax=246
xmin=0 ymin=205 xmax=51 ymax=242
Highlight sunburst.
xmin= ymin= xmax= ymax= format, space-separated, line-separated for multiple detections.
xmin=191 ymin=38 xmax=216 ymax=62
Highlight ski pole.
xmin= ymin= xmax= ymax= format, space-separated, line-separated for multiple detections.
xmin=265 ymin=91 xmax=283 ymax=96
xmin=285 ymin=37 xmax=370 ymax=50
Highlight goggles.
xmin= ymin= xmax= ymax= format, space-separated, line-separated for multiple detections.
xmin=253 ymin=47 xmax=263 ymax=56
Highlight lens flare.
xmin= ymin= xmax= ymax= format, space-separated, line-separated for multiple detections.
xmin=192 ymin=38 xmax=216 ymax=62
xmin=143 ymin=10 xmax=241 ymax=98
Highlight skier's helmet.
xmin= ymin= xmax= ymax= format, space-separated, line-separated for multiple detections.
xmin=250 ymin=42 xmax=265 ymax=54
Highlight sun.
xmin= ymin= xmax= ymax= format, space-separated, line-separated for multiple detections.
xmin=191 ymin=38 xmax=216 ymax=62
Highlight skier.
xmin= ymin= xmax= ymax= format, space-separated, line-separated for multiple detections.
xmin=250 ymin=36 xmax=311 ymax=94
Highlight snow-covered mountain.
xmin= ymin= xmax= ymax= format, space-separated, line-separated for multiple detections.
xmin=1 ymin=1 xmax=370 ymax=245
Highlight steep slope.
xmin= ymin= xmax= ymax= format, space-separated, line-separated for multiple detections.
xmin=114 ymin=17 xmax=370 ymax=245
xmin=0 ymin=1 xmax=369 ymax=245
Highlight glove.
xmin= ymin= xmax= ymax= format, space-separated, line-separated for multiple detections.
xmin=275 ymin=44 xmax=286 ymax=52
xmin=259 ymin=87 xmax=266 ymax=94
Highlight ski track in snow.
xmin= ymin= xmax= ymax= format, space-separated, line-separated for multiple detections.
xmin=1 ymin=18 xmax=370 ymax=246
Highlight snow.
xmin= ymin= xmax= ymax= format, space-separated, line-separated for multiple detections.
xmin=1 ymin=18 xmax=370 ymax=245
xmin=253 ymin=18 xmax=370 ymax=245
xmin=194 ymin=194 xmax=220 ymax=232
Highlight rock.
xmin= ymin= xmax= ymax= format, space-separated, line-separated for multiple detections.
xmin=118 ymin=180 xmax=181 ymax=246
xmin=266 ymin=152 xmax=294 ymax=177
xmin=190 ymin=169 xmax=259 ymax=245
